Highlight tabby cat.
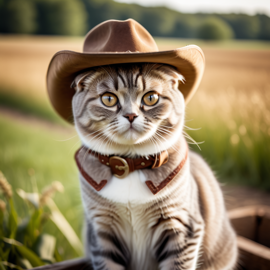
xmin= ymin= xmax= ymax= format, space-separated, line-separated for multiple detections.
xmin=72 ymin=63 xmax=238 ymax=270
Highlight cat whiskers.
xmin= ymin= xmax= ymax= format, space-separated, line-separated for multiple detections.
xmin=95 ymin=130 xmax=116 ymax=155
xmin=89 ymin=122 xmax=118 ymax=155
xmin=55 ymin=134 xmax=78 ymax=142
xmin=88 ymin=123 xmax=116 ymax=149
xmin=183 ymin=124 xmax=204 ymax=148
xmin=153 ymin=127 xmax=180 ymax=155
xmin=156 ymin=124 xmax=177 ymax=130
xmin=103 ymin=132 xmax=118 ymax=155
xmin=156 ymin=123 xmax=203 ymax=151
xmin=183 ymin=124 xmax=201 ymax=131
xmin=155 ymin=126 xmax=192 ymax=155
xmin=146 ymin=122 xmax=185 ymax=156
xmin=148 ymin=136 xmax=162 ymax=158
xmin=154 ymin=130 xmax=182 ymax=156
xmin=81 ymin=125 xmax=117 ymax=165
xmin=69 ymin=125 xmax=108 ymax=153
xmin=74 ymin=123 xmax=115 ymax=164
xmin=155 ymin=127 xmax=202 ymax=155
xmin=143 ymin=124 xmax=162 ymax=157
xmin=182 ymin=131 xmax=203 ymax=150
xmin=81 ymin=127 xmax=112 ymax=164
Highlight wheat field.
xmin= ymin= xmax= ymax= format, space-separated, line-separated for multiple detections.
xmin=0 ymin=36 xmax=269 ymax=99
xmin=0 ymin=36 xmax=270 ymax=188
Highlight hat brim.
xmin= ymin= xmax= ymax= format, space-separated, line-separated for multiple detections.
xmin=47 ymin=45 xmax=205 ymax=123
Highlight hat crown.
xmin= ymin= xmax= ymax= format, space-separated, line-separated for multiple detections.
xmin=83 ymin=19 xmax=159 ymax=53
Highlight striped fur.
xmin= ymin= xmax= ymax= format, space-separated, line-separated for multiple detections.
xmin=72 ymin=63 xmax=238 ymax=269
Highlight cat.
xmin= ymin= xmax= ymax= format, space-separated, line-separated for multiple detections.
xmin=72 ymin=63 xmax=238 ymax=270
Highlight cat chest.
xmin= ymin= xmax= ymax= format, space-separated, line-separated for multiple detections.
xmin=117 ymin=204 xmax=160 ymax=270
xmin=99 ymin=170 xmax=155 ymax=204
xmin=82 ymin=168 xmax=203 ymax=269
xmin=114 ymin=203 xmax=196 ymax=270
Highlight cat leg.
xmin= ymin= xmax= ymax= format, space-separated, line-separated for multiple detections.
xmin=86 ymin=223 xmax=130 ymax=270
xmin=153 ymin=221 xmax=204 ymax=270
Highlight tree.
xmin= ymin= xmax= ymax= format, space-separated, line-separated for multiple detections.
xmin=0 ymin=0 xmax=36 ymax=34
xmin=197 ymin=17 xmax=234 ymax=40
xmin=35 ymin=0 xmax=87 ymax=35
xmin=81 ymin=0 xmax=114 ymax=29
xmin=139 ymin=7 xmax=176 ymax=37
xmin=81 ymin=0 xmax=142 ymax=31
xmin=257 ymin=14 xmax=270 ymax=40
xmin=226 ymin=14 xmax=259 ymax=39
xmin=172 ymin=15 xmax=198 ymax=38
xmin=114 ymin=3 xmax=142 ymax=22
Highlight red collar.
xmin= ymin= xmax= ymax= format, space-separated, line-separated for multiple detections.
xmin=75 ymin=145 xmax=188 ymax=195
xmin=76 ymin=148 xmax=169 ymax=178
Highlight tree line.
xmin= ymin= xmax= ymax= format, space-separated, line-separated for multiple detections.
xmin=0 ymin=0 xmax=270 ymax=40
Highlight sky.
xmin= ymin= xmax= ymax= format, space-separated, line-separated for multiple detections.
xmin=115 ymin=0 xmax=270 ymax=16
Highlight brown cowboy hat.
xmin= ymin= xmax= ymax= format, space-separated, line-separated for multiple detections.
xmin=47 ymin=19 xmax=205 ymax=123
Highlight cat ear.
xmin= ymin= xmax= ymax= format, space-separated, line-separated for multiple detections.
xmin=71 ymin=71 xmax=93 ymax=92
xmin=172 ymin=71 xmax=185 ymax=84
xmin=171 ymin=71 xmax=185 ymax=91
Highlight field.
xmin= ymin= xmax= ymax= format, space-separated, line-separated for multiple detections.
xmin=0 ymin=36 xmax=269 ymax=100
xmin=0 ymin=36 xmax=270 ymax=261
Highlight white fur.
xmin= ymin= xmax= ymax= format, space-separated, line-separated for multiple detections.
xmin=75 ymin=114 xmax=184 ymax=158
xmin=99 ymin=145 xmax=189 ymax=205
xmin=99 ymin=170 xmax=154 ymax=204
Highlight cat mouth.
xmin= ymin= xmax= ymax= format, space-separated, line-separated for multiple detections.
xmin=128 ymin=124 xmax=136 ymax=130
xmin=125 ymin=127 xmax=138 ymax=136
xmin=116 ymin=126 xmax=142 ymax=143
xmin=120 ymin=123 xmax=139 ymax=133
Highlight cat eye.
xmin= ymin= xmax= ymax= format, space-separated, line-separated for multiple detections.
xmin=142 ymin=91 xmax=159 ymax=106
xmin=101 ymin=93 xmax=118 ymax=107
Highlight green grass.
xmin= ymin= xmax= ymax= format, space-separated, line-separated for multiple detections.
xmin=187 ymin=120 xmax=270 ymax=190
xmin=155 ymin=37 xmax=270 ymax=50
xmin=0 ymin=115 xmax=83 ymax=260
xmin=185 ymin=94 xmax=270 ymax=190
xmin=0 ymin=90 xmax=67 ymax=125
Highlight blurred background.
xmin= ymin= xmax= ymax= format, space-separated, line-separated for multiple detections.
xmin=0 ymin=0 xmax=270 ymax=266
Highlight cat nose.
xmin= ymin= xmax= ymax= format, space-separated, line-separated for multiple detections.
xmin=124 ymin=113 xmax=138 ymax=123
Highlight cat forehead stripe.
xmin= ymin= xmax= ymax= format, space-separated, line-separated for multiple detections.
xmin=76 ymin=63 xmax=183 ymax=93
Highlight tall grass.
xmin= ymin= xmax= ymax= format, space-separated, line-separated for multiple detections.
xmin=0 ymin=115 xmax=82 ymax=260
xmin=186 ymin=88 xmax=270 ymax=190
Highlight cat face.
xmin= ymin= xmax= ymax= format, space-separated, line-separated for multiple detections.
xmin=72 ymin=63 xmax=185 ymax=156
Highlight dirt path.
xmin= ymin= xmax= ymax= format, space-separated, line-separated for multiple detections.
xmin=1 ymin=107 xmax=270 ymax=211
xmin=222 ymin=185 xmax=270 ymax=211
